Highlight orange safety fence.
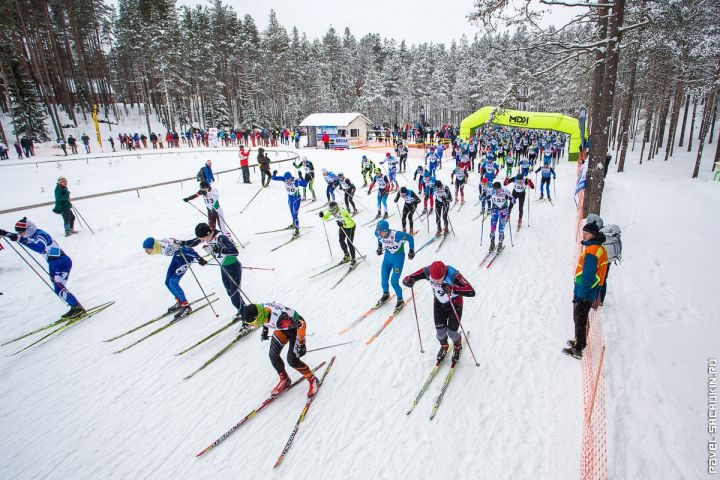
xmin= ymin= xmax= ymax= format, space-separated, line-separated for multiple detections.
xmin=574 ymin=156 xmax=608 ymax=480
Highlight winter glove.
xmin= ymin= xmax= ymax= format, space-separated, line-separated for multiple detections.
xmin=318 ymin=211 xmax=324 ymax=218
xmin=367 ymin=189 xmax=372 ymax=195
xmin=294 ymin=340 xmax=307 ymax=357
xmin=260 ymin=326 xmax=269 ymax=341
xmin=197 ymin=257 xmax=208 ymax=266
xmin=203 ymin=244 xmax=218 ymax=256
xmin=2 ymin=231 xmax=19 ymax=241
xmin=376 ymin=245 xmax=383 ymax=256
xmin=402 ymin=276 xmax=415 ymax=288
xmin=182 ymin=197 xmax=190 ymax=202
xmin=336 ymin=220 xmax=343 ymax=227
xmin=173 ymin=239 xmax=186 ymax=247
xmin=407 ymin=249 xmax=415 ymax=260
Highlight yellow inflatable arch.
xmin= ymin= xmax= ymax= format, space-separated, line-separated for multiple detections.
xmin=459 ymin=106 xmax=583 ymax=162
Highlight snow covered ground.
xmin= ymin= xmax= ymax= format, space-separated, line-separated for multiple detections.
xmin=0 ymin=141 xmax=717 ymax=479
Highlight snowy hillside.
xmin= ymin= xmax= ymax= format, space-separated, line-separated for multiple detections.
xmin=0 ymin=144 xmax=717 ymax=479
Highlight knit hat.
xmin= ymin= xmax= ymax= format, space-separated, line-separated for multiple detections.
xmin=428 ymin=261 xmax=447 ymax=281
xmin=377 ymin=219 xmax=390 ymax=232
xmin=583 ymin=222 xmax=600 ymax=235
xmin=142 ymin=237 xmax=155 ymax=249
xmin=14 ymin=217 xmax=28 ymax=232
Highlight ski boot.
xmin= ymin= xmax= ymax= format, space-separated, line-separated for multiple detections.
xmin=428 ymin=207 xmax=434 ymax=215
xmin=443 ymin=228 xmax=449 ymax=236
xmin=547 ymin=196 xmax=552 ymax=201
xmin=272 ymin=371 xmax=292 ymax=396
xmin=451 ymin=340 xmax=463 ymax=363
xmin=302 ymin=194 xmax=307 ymax=200
xmin=292 ymin=227 xmax=300 ymax=238
xmin=566 ymin=339 xmax=577 ymax=348
xmin=436 ymin=342 xmax=449 ymax=362
xmin=402 ymin=227 xmax=407 ymax=233
xmin=382 ymin=212 xmax=389 ymax=219
xmin=539 ymin=194 xmax=544 ymax=200
xmin=349 ymin=258 xmax=357 ymax=267
xmin=352 ymin=208 xmax=358 ymax=215
xmin=497 ymin=240 xmax=503 ymax=251
xmin=420 ymin=207 xmax=428 ymax=215
xmin=375 ymin=210 xmax=382 ymax=219
xmin=393 ymin=299 xmax=405 ymax=312
xmin=376 ymin=292 xmax=390 ymax=308
xmin=436 ymin=228 xmax=443 ymax=237
xmin=518 ymin=218 xmax=522 ymax=228
xmin=65 ymin=231 xmax=73 ymax=237
xmin=488 ymin=240 xmax=496 ymax=252
xmin=562 ymin=346 xmax=583 ymax=359
xmin=174 ymin=302 xmax=192 ymax=320
xmin=167 ymin=301 xmax=183 ymax=314
xmin=306 ymin=375 xmax=319 ymax=397
xmin=61 ymin=304 xmax=86 ymax=319
xmin=341 ymin=254 xmax=350 ymax=264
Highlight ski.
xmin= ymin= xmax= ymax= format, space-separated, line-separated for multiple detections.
xmin=478 ymin=249 xmax=495 ymax=267
xmin=2 ymin=301 xmax=113 ymax=347
xmin=103 ymin=294 xmax=216 ymax=342
xmin=270 ymin=233 xmax=306 ymax=252
xmin=429 ymin=348 xmax=463 ymax=420
xmin=175 ymin=318 xmax=240 ymax=356
xmin=330 ymin=262 xmax=360 ymax=290
xmin=365 ymin=301 xmax=408 ymax=345
xmin=195 ymin=361 xmax=327 ymax=457
xmin=255 ymin=226 xmax=312 ymax=235
xmin=457 ymin=202 xmax=465 ymax=212
xmin=184 ymin=326 xmax=257 ymax=380
xmin=113 ymin=299 xmax=218 ymax=354
xmin=406 ymin=345 xmax=453 ymax=415
xmin=485 ymin=246 xmax=505 ymax=269
xmin=434 ymin=233 xmax=450 ymax=253
xmin=414 ymin=236 xmax=436 ymax=254
xmin=338 ymin=295 xmax=395 ymax=334
xmin=9 ymin=302 xmax=115 ymax=356
xmin=273 ymin=356 xmax=336 ymax=469
xmin=309 ymin=259 xmax=349 ymax=278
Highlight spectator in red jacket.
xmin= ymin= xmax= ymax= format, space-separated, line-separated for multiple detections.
xmin=322 ymin=132 xmax=330 ymax=149
xmin=239 ymin=145 xmax=251 ymax=184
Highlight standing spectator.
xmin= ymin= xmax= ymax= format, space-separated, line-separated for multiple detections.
xmin=257 ymin=147 xmax=272 ymax=187
xmin=20 ymin=137 xmax=32 ymax=157
xmin=68 ymin=135 xmax=78 ymax=154
xmin=13 ymin=140 xmax=23 ymax=159
xmin=239 ymin=145 xmax=251 ymax=184
xmin=53 ymin=176 xmax=76 ymax=236
xmin=0 ymin=143 xmax=8 ymax=160
xmin=140 ymin=133 xmax=148 ymax=148
xmin=186 ymin=130 xmax=193 ymax=147
xmin=294 ymin=130 xmax=300 ymax=148
xmin=200 ymin=159 xmax=214 ymax=184
xmin=57 ymin=137 xmax=67 ymax=156
xmin=563 ymin=221 xmax=609 ymax=359
xmin=322 ymin=131 xmax=330 ymax=149
xmin=173 ymin=131 xmax=179 ymax=148
xmin=81 ymin=133 xmax=91 ymax=153
xmin=108 ymin=136 xmax=116 ymax=152
xmin=150 ymin=132 xmax=158 ymax=148
xmin=28 ymin=137 xmax=35 ymax=156
xmin=133 ymin=132 xmax=140 ymax=149
xmin=166 ymin=131 xmax=173 ymax=148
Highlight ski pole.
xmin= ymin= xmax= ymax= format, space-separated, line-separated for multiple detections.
xmin=527 ymin=192 xmax=531 ymax=228
xmin=242 ymin=266 xmax=275 ymax=271
xmin=553 ymin=176 xmax=556 ymax=199
xmin=480 ymin=207 xmax=485 ymax=246
xmin=447 ymin=300 xmax=480 ymax=367
xmin=3 ymin=238 xmax=69 ymax=305
xmin=72 ymin=206 xmax=95 ymax=235
xmin=185 ymin=201 xmax=246 ymax=249
xmin=507 ymin=217 xmax=514 ymax=247
xmin=410 ymin=286 xmax=424 ymax=353
xmin=204 ymin=249 xmax=254 ymax=306
xmin=320 ymin=218 xmax=333 ymax=262
xmin=240 ymin=185 xmax=264 ymax=214
xmin=341 ymin=226 xmax=368 ymax=264
xmin=306 ymin=341 xmax=353 ymax=353
xmin=446 ymin=208 xmax=457 ymax=238
xmin=178 ymin=250 xmax=219 ymax=318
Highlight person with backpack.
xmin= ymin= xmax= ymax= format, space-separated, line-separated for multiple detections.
xmin=563 ymin=220 xmax=609 ymax=359
xmin=197 ymin=160 xmax=214 ymax=184
xmin=257 ymin=148 xmax=272 ymax=187
xmin=584 ymin=213 xmax=622 ymax=306
xmin=53 ymin=176 xmax=76 ymax=236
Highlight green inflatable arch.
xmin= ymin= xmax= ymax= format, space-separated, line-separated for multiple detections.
xmin=459 ymin=106 xmax=583 ymax=162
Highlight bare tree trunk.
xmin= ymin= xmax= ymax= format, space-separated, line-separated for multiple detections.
xmin=617 ymin=45 xmax=639 ymax=172
xmin=678 ymin=94 xmax=690 ymax=147
xmin=653 ymin=82 xmax=672 ymax=158
xmin=709 ymin=103 xmax=717 ymax=144
xmin=664 ymin=79 xmax=684 ymax=161
xmin=693 ymin=89 xmax=717 ymax=178
xmin=631 ymin=96 xmax=643 ymax=152
xmin=688 ymin=96 xmax=698 ymax=152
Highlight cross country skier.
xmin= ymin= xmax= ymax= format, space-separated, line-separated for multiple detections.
xmin=367 ymin=167 xmax=391 ymax=219
xmin=240 ymin=302 xmax=318 ymax=397
xmin=185 ymin=223 xmax=244 ymax=320
xmin=380 ymin=152 xmax=400 ymax=191
xmin=402 ymin=261 xmax=475 ymax=362
xmin=320 ymin=168 xmax=340 ymax=203
xmin=183 ymin=181 xmax=231 ymax=237
xmin=433 ymin=180 xmax=452 ymax=237
xmin=1 ymin=218 xmax=85 ymax=318
xmin=292 ymin=156 xmax=316 ymax=201
xmin=142 ymin=236 xmax=207 ymax=319
xmin=503 ymin=173 xmax=534 ymax=227
xmin=413 ymin=166 xmax=425 ymax=192
xmin=375 ymin=219 xmax=414 ymax=312
xmin=478 ymin=178 xmax=491 ymax=216
xmin=481 ymin=181 xmax=515 ymax=252
xmin=361 ymin=155 xmax=375 ymax=187
xmin=534 ymin=163 xmax=557 ymax=200
xmin=518 ymin=156 xmax=531 ymax=178
xmin=271 ymin=170 xmax=307 ymax=237
xmin=480 ymin=155 xmax=500 ymax=186
xmin=450 ymin=164 xmax=468 ymax=206
xmin=425 ymin=146 xmax=439 ymax=176
xmin=394 ymin=186 xmax=421 ymax=234
xmin=337 ymin=173 xmax=358 ymax=215
xmin=397 ymin=142 xmax=409 ymax=172
xmin=420 ymin=170 xmax=436 ymax=215
xmin=319 ymin=201 xmax=357 ymax=265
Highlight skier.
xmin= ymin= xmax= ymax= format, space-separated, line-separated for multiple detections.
xmin=292 ymin=156 xmax=316 ymax=200
xmin=367 ymin=167 xmax=391 ymax=219
xmin=425 ymin=146 xmax=439 ymax=176
xmin=380 ymin=152 xmax=400 ymax=191
xmin=433 ymin=180 xmax=452 ymax=237
xmin=450 ymin=164 xmax=468 ymax=206
xmin=518 ymin=156 xmax=531 ymax=178
xmin=142 ymin=237 xmax=207 ymax=319
xmin=183 ymin=181 xmax=231 ymax=237
xmin=481 ymin=181 xmax=515 ymax=252
xmin=360 ymin=155 xmax=375 ymax=187
xmin=503 ymin=173 xmax=534 ymax=228
xmin=320 ymin=168 xmax=340 ymax=203
xmin=480 ymin=154 xmax=500 ymax=185
xmin=375 ymin=219 xmax=414 ymax=312
xmin=402 ymin=261 xmax=475 ymax=362
xmin=271 ymin=170 xmax=307 ymax=237
xmin=337 ymin=173 xmax=358 ymax=215
xmin=319 ymin=201 xmax=357 ymax=264
xmin=240 ymin=302 xmax=318 ymax=397
xmin=478 ymin=178 xmax=491 ymax=216
xmin=534 ymin=163 xmax=557 ymax=200
xmin=186 ymin=223 xmax=244 ymax=321
xmin=394 ymin=186 xmax=421 ymax=234
xmin=397 ymin=142 xmax=409 ymax=172
xmin=1 ymin=218 xmax=85 ymax=318
xmin=419 ymin=170 xmax=436 ymax=215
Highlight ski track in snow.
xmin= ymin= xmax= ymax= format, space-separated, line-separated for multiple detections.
xmin=6 ymin=144 xmax=688 ymax=479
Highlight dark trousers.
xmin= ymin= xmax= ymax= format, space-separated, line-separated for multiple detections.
xmin=270 ymin=328 xmax=310 ymax=377
xmin=61 ymin=208 xmax=76 ymax=233
xmin=241 ymin=165 xmax=251 ymax=183
xmin=573 ymin=298 xmax=592 ymax=350
xmin=512 ymin=190 xmax=526 ymax=220
xmin=261 ymin=168 xmax=271 ymax=186
xmin=220 ymin=261 xmax=243 ymax=311
xmin=434 ymin=300 xmax=462 ymax=344
xmin=401 ymin=203 xmax=417 ymax=231
xmin=344 ymin=188 xmax=356 ymax=211
xmin=339 ymin=226 xmax=356 ymax=259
